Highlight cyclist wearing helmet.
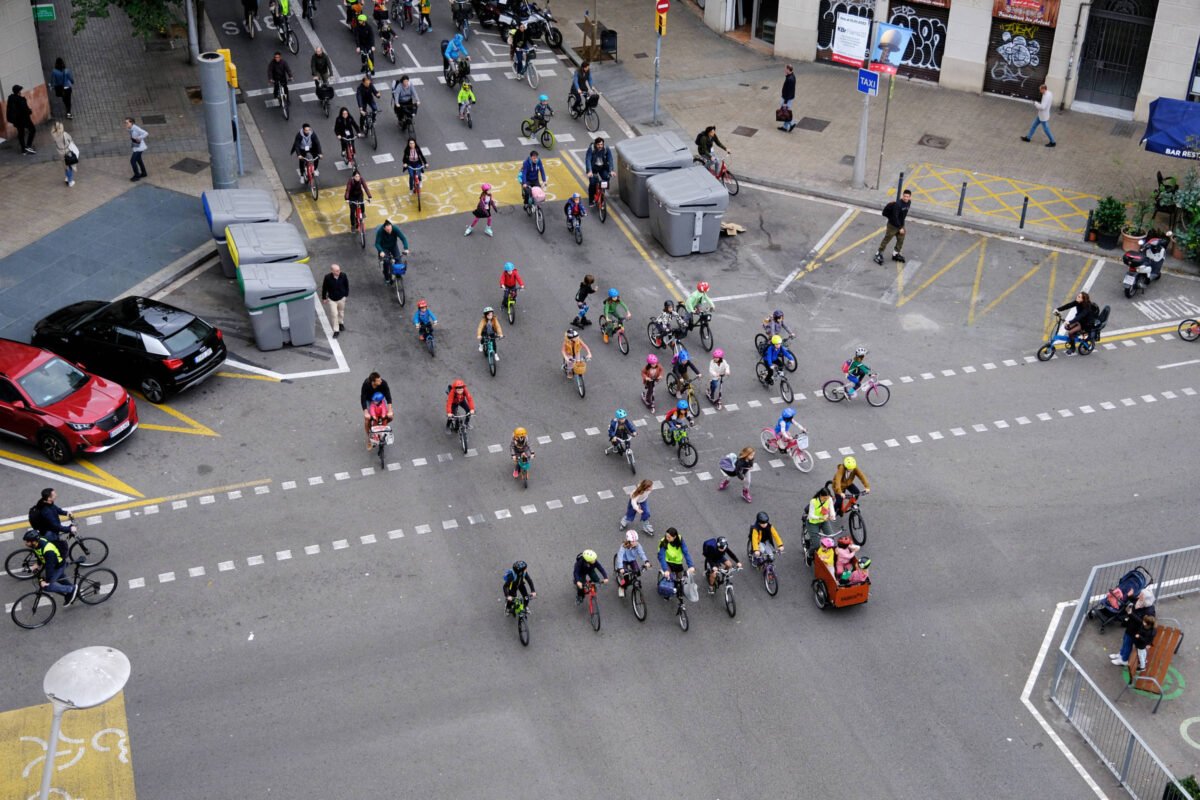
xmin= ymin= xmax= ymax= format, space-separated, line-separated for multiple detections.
xmin=518 ymin=150 xmax=546 ymax=210
xmin=657 ymin=526 xmax=695 ymax=582
xmin=641 ymin=353 xmax=664 ymax=410
xmin=707 ymin=348 xmax=730 ymax=406
xmin=653 ymin=299 xmax=687 ymax=345
xmin=845 ymin=346 xmax=870 ymax=398
xmin=702 ymin=535 xmax=742 ymax=593
xmin=445 ymin=378 xmax=475 ymax=429
xmin=670 ymin=347 xmax=701 ymax=384
xmin=564 ymin=192 xmax=587 ymax=232
xmin=761 ymin=334 xmax=791 ymax=381
xmin=412 ymin=298 xmax=438 ymax=341
xmin=762 ymin=309 xmax=794 ymax=340
xmin=834 ymin=535 xmax=864 ymax=581
xmin=360 ymin=372 xmax=393 ymax=445
xmin=562 ymin=328 xmax=592 ymax=372
xmin=510 ymin=427 xmax=534 ymax=478
xmin=573 ymin=549 xmax=608 ymax=603
xmin=683 ymin=281 xmax=713 ymax=330
xmin=607 ymin=408 xmax=637 ymax=452
xmin=572 ymin=274 xmax=597 ymax=328
xmin=466 ymin=182 xmax=497 ymax=237
xmin=503 ymin=560 xmax=536 ymax=615
xmin=476 ymin=306 xmax=504 ymax=359
xmin=22 ymin=530 xmax=79 ymax=606
xmin=832 ymin=456 xmax=870 ymax=512
xmin=717 ymin=446 xmax=755 ymax=502
xmin=585 ymin=137 xmax=613 ymax=204
xmin=614 ymin=530 xmax=651 ymax=597
xmin=663 ymin=398 xmax=691 ymax=439
xmin=771 ymin=406 xmax=803 ymax=449
xmin=365 ymin=391 xmax=391 ymax=449
xmin=749 ymin=511 xmax=784 ymax=562
xmin=533 ymin=94 xmax=553 ymax=125
xmin=601 ymin=287 xmax=631 ymax=344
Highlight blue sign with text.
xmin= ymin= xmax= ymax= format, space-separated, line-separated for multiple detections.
xmin=857 ymin=68 xmax=879 ymax=97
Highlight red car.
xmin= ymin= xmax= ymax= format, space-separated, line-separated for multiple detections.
xmin=0 ymin=338 xmax=138 ymax=464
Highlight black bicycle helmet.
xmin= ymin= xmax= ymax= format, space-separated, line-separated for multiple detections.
xmin=23 ymin=529 xmax=40 ymax=543
xmin=512 ymin=560 xmax=527 ymax=573
xmin=716 ymin=536 xmax=728 ymax=549
xmin=756 ymin=511 xmax=770 ymax=525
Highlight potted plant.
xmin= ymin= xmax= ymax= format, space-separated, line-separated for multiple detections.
xmin=1093 ymin=196 xmax=1125 ymax=250
xmin=1121 ymin=191 xmax=1155 ymax=251
xmin=1172 ymin=223 xmax=1199 ymax=262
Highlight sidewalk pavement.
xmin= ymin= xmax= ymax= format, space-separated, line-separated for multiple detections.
xmin=0 ymin=11 xmax=291 ymax=339
xmin=549 ymin=0 xmax=1189 ymax=253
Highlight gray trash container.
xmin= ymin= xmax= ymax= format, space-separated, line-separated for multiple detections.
xmin=239 ymin=263 xmax=318 ymax=351
xmin=202 ymin=190 xmax=279 ymax=278
xmin=646 ymin=166 xmax=729 ymax=257
xmin=226 ymin=223 xmax=309 ymax=292
xmin=614 ymin=132 xmax=692 ymax=218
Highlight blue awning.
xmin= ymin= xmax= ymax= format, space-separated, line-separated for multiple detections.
xmin=1141 ymin=98 xmax=1200 ymax=160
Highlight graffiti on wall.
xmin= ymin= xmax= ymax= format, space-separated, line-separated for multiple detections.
xmin=990 ymin=24 xmax=1041 ymax=86
xmin=817 ymin=0 xmax=875 ymax=51
xmin=888 ymin=5 xmax=947 ymax=73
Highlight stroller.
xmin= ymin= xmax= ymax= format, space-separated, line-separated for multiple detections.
xmin=1086 ymin=566 xmax=1152 ymax=633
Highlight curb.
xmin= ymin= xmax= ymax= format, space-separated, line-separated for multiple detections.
xmin=116 ymin=241 xmax=220 ymax=302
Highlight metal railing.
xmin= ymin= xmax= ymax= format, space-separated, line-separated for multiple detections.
xmin=1050 ymin=545 xmax=1200 ymax=799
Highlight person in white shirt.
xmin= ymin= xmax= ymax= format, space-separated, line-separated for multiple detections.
xmin=124 ymin=117 xmax=149 ymax=180
xmin=1021 ymin=84 xmax=1056 ymax=148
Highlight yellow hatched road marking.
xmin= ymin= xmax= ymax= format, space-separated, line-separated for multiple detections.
xmin=896 ymin=239 xmax=984 ymax=307
xmin=135 ymin=397 xmax=219 ymax=437
xmin=0 ymin=449 xmax=142 ymax=498
xmin=791 ymin=211 xmax=865 ymax=282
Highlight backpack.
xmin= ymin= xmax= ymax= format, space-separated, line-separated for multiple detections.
xmin=718 ymin=452 xmax=736 ymax=474
xmin=28 ymin=504 xmax=41 ymax=530
xmin=694 ymin=131 xmax=705 ymax=148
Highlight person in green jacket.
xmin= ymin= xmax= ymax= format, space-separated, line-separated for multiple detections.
xmin=374 ymin=219 xmax=410 ymax=283
xmin=601 ymin=287 xmax=631 ymax=343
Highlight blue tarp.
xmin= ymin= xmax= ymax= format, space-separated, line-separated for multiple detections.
xmin=1141 ymin=98 xmax=1200 ymax=160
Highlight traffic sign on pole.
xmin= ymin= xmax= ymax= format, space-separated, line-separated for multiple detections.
xmin=656 ymin=0 xmax=669 ymax=11
xmin=655 ymin=10 xmax=666 ymax=35
xmin=857 ymin=68 xmax=879 ymax=97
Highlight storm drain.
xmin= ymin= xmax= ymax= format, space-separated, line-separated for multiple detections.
xmin=1110 ymin=120 xmax=1137 ymax=137
xmin=918 ymin=133 xmax=950 ymax=149
xmin=142 ymin=114 xmax=168 ymax=125
xmin=731 ymin=125 xmax=757 ymax=137
xmin=171 ymin=157 xmax=209 ymax=175
xmin=795 ymin=117 xmax=829 ymax=132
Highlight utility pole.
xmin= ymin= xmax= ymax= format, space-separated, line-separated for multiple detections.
xmin=652 ymin=0 xmax=668 ymax=125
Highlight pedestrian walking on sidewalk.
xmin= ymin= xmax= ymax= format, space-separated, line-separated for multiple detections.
xmin=124 ymin=117 xmax=149 ymax=181
xmin=1021 ymin=84 xmax=1056 ymax=147
xmin=6 ymin=85 xmax=36 ymax=154
xmin=778 ymin=64 xmax=796 ymax=133
xmin=51 ymin=121 xmax=79 ymax=187
xmin=322 ymin=263 xmax=350 ymax=336
xmin=873 ymin=189 xmax=912 ymax=264
xmin=50 ymin=58 xmax=75 ymax=119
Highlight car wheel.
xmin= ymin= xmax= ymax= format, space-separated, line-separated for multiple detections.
xmin=140 ymin=377 xmax=168 ymax=404
xmin=38 ymin=431 xmax=71 ymax=464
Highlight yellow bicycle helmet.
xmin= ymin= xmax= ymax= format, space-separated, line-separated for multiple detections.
xmin=770 ymin=334 xmax=783 ymax=346
xmin=843 ymin=456 xmax=857 ymax=470
xmin=513 ymin=427 xmax=527 ymax=439
xmin=581 ymin=549 xmax=597 ymax=563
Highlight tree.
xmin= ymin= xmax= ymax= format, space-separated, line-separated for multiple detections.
xmin=70 ymin=0 xmax=181 ymax=39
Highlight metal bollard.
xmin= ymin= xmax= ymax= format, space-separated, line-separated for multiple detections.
xmin=956 ymin=182 xmax=967 ymax=216
xmin=1019 ymin=196 xmax=1030 ymax=229
xmin=1084 ymin=210 xmax=1094 ymax=242
xmin=895 ymin=172 xmax=905 ymax=203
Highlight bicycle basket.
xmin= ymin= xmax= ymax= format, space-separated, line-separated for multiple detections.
xmin=391 ymin=259 xmax=407 ymax=276
xmin=796 ymin=433 xmax=809 ymax=449
xmin=531 ymin=186 xmax=546 ymax=204
xmin=657 ymin=577 xmax=676 ymax=599
xmin=573 ymin=358 xmax=587 ymax=375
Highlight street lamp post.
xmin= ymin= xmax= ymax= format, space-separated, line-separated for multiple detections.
xmin=38 ymin=646 xmax=131 ymax=800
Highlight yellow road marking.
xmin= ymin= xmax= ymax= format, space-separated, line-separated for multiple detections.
xmin=977 ymin=258 xmax=1043 ymax=319
xmin=0 ymin=693 xmax=136 ymax=800
xmin=0 ymin=478 xmax=272 ymax=533
xmin=135 ymin=397 xmax=219 ymax=437
xmin=215 ymin=370 xmax=281 ymax=381
xmin=791 ymin=211 xmax=863 ymax=283
xmin=967 ymin=238 xmax=989 ymax=325
xmin=558 ymin=154 xmax=683 ymax=302
xmin=74 ymin=459 xmax=143 ymax=498
xmin=0 ymin=448 xmax=143 ymax=498
xmin=896 ymin=239 xmax=984 ymax=307
xmin=291 ymin=159 xmax=578 ymax=239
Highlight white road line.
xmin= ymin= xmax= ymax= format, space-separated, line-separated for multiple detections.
xmin=1158 ymin=358 xmax=1200 ymax=369
xmin=403 ymin=42 xmax=419 ymax=67
xmin=248 ymin=555 xmax=265 ymax=565
xmin=415 ymin=524 xmax=432 ymax=534
xmin=775 ymin=207 xmax=855 ymax=293
xmin=1080 ymin=258 xmax=1105 ymax=293
xmin=189 ymin=566 xmax=206 ymax=576
xmin=710 ymin=292 xmax=768 ymax=302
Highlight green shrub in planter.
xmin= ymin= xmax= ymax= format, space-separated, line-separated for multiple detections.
xmin=1162 ymin=774 xmax=1199 ymax=800
xmin=1094 ymin=196 xmax=1126 ymax=235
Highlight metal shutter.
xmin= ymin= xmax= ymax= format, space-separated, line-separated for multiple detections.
xmin=887 ymin=1 xmax=951 ymax=83
xmin=815 ymin=0 xmax=874 ymax=65
xmin=982 ymin=17 xmax=1055 ymax=100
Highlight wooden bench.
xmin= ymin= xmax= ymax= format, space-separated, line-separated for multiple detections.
xmin=1118 ymin=618 xmax=1183 ymax=713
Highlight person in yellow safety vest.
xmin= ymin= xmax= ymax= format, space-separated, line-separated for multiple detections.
xmin=832 ymin=455 xmax=870 ymax=514
xmin=803 ymin=486 xmax=836 ymax=554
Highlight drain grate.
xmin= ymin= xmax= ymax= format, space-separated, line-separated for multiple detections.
xmin=634 ymin=52 xmax=648 ymax=59
xmin=731 ymin=125 xmax=757 ymax=137
xmin=795 ymin=116 xmax=829 ymax=132
xmin=142 ymin=113 xmax=168 ymax=125
xmin=1110 ymin=120 xmax=1137 ymax=137
xmin=918 ymin=133 xmax=950 ymax=149
xmin=840 ymin=154 xmax=856 ymax=166
xmin=171 ymin=157 xmax=209 ymax=175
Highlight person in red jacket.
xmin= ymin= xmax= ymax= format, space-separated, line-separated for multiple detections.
xmin=344 ymin=169 xmax=373 ymax=232
xmin=499 ymin=260 xmax=525 ymax=310
xmin=445 ymin=379 xmax=475 ymax=429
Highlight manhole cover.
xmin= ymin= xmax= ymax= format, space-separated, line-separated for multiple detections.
xmin=795 ymin=117 xmax=829 ymax=132
xmin=634 ymin=52 xmax=649 ymax=59
xmin=171 ymin=157 xmax=209 ymax=175
xmin=840 ymin=154 xmax=855 ymax=166
xmin=142 ymin=113 xmax=168 ymax=125
xmin=918 ymin=133 xmax=950 ymax=149
xmin=1110 ymin=120 xmax=1137 ymax=137
xmin=731 ymin=126 xmax=757 ymax=137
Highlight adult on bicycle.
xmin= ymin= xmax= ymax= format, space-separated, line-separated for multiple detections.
xmin=242 ymin=0 xmax=259 ymax=32
xmin=564 ymin=192 xmax=586 ymax=232
xmin=518 ymin=149 xmax=546 ymax=208
xmin=702 ymin=536 xmax=741 ymax=594
xmin=360 ymin=372 xmax=393 ymax=444
xmin=22 ymin=530 xmax=79 ymax=606
xmin=749 ymin=511 xmax=784 ymax=563
xmin=585 ymin=136 xmax=612 ymax=205
xmin=573 ymin=549 xmax=608 ymax=604
xmin=669 ymin=348 xmax=700 ymax=397
xmin=391 ymin=76 xmax=420 ymax=128
xmin=657 ymin=527 xmax=695 ymax=586
xmin=356 ymin=75 xmax=380 ymax=128
xmin=696 ymin=125 xmax=730 ymax=174
xmin=354 ymin=14 xmax=377 ymax=75
xmin=569 ymin=60 xmax=595 ymax=114
xmin=509 ymin=21 xmax=532 ymax=73
xmin=289 ymin=123 xmax=322 ymax=183
xmin=503 ymin=560 xmax=536 ymax=614
xmin=510 ymin=427 xmax=534 ymax=478
xmin=372 ymin=0 xmax=389 ymax=25
xmin=443 ymin=33 xmax=470 ymax=78
xmin=374 ymin=219 xmax=409 ymax=283
xmin=333 ymin=107 xmax=361 ymax=162
xmin=561 ymin=328 xmax=591 ymax=374
xmin=1055 ymin=291 xmax=1099 ymax=355
xmin=606 ymin=408 xmax=636 ymax=453
xmin=614 ymin=530 xmax=651 ymax=598
xmin=499 ymin=261 xmax=525 ymax=308
xmin=29 ymin=487 xmax=75 ymax=543
xmin=832 ymin=456 xmax=870 ymax=514
xmin=804 ymin=486 xmax=837 ymax=554
xmin=683 ymin=280 xmax=713 ymax=331
xmin=365 ymin=391 xmax=392 ymax=450
xmin=267 ymin=52 xmax=293 ymax=103
xmin=311 ymin=47 xmax=333 ymax=87
xmin=445 ymin=378 xmax=474 ymax=430
xmin=400 ymin=137 xmax=427 ymax=192
xmin=270 ymin=0 xmax=291 ymax=30
xmin=476 ymin=306 xmax=504 ymax=359
xmin=344 ymin=169 xmax=372 ymax=231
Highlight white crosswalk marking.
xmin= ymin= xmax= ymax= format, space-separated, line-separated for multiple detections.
xmin=446 ymin=142 xmax=468 ymax=151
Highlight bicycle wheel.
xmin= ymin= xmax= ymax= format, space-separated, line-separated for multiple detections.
xmin=659 ymin=420 xmax=673 ymax=445
xmin=426 ymin=333 xmax=436 ymax=357
xmin=588 ymin=593 xmax=601 ymax=631
xmin=598 ymin=195 xmax=607 ymax=223
xmin=780 ymin=377 xmax=794 ymax=403
xmin=459 ymin=424 xmax=469 ymax=455
xmin=535 ymin=205 xmax=545 ymax=235
xmin=575 ymin=372 xmax=586 ymax=399
xmin=286 ymin=29 xmax=300 ymax=54
xmin=69 ymin=537 xmax=109 ymax=568
xmin=721 ymin=169 xmax=739 ymax=196
xmin=506 ymin=297 xmax=516 ymax=325
xmin=11 ymin=590 xmax=55 ymax=629
xmin=1036 ymin=344 xmax=1054 ymax=361
xmin=678 ymin=442 xmax=698 ymax=468
xmin=617 ymin=329 xmax=629 ymax=355
xmin=584 ymin=108 xmax=599 ymax=132
xmin=321 ymin=97 xmax=330 ymax=118
xmin=310 ymin=170 xmax=319 ymax=201
xmin=647 ymin=322 xmax=664 ymax=349
xmin=5 ymin=548 xmax=39 ymax=580
xmin=1079 ymin=340 xmax=1095 ymax=356
xmin=665 ymin=373 xmax=679 ymax=397
xmin=574 ymin=221 xmax=582 ymax=245
xmin=866 ymin=384 xmax=890 ymax=407
xmin=416 ymin=185 xmax=422 ymax=213
xmin=759 ymin=428 xmax=780 ymax=453
xmin=678 ymin=605 xmax=689 ymax=631
xmin=626 ymin=448 xmax=636 ymax=475
xmin=387 ymin=45 xmax=396 ymax=63
xmin=849 ymin=509 xmax=867 ymax=547
xmin=358 ymin=220 xmax=366 ymax=249
xmin=699 ymin=322 xmax=713 ymax=352
xmin=724 ymin=584 xmax=736 ymax=618
xmin=77 ymin=567 xmax=117 ymax=605
xmin=685 ymin=389 xmax=698 ymax=418
xmin=378 ymin=439 xmax=387 ymax=469
xmin=517 ymin=612 xmax=530 ymax=646
xmin=487 ymin=348 xmax=496 ymax=377
xmin=793 ymin=448 xmax=814 ymax=473
xmin=281 ymin=90 xmax=290 ymax=121
xmin=784 ymin=352 xmax=798 ymax=373
xmin=247 ymin=12 xmax=256 ymax=37
xmin=520 ymin=119 xmax=535 ymax=138
xmin=370 ymin=122 xmax=378 ymax=150
xmin=754 ymin=333 xmax=768 ymax=355
xmin=822 ymin=379 xmax=846 ymax=402
xmin=631 ymin=584 xmax=646 ymax=621
xmin=1179 ymin=319 xmax=1200 ymax=341
xmin=764 ymin=566 xmax=778 ymax=596
xmin=754 ymin=361 xmax=770 ymax=387
xmin=527 ymin=63 xmax=539 ymax=89
xmin=395 ymin=275 xmax=406 ymax=306
xmin=539 ymin=129 xmax=555 ymax=150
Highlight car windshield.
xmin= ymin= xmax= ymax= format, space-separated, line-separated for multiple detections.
xmin=17 ymin=357 xmax=89 ymax=406
xmin=162 ymin=318 xmax=212 ymax=356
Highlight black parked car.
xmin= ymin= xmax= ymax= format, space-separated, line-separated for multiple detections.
xmin=32 ymin=297 xmax=227 ymax=404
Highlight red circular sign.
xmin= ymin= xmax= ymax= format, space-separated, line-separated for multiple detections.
xmin=656 ymin=0 xmax=669 ymax=12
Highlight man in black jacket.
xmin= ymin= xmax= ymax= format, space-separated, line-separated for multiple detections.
xmin=779 ymin=64 xmax=796 ymax=132
xmin=322 ymin=263 xmax=350 ymax=336
xmin=30 ymin=488 xmax=75 ymax=541
xmin=360 ymin=372 xmax=393 ymax=443
xmin=873 ymin=189 xmax=912 ymax=264
xmin=6 ymin=85 xmax=36 ymax=154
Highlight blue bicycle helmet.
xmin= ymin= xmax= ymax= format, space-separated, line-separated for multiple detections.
xmin=608 ymin=288 xmax=620 ymax=299
xmin=504 ymin=261 xmax=515 ymax=273
xmin=372 ymin=392 xmax=385 ymax=403
xmin=781 ymin=407 xmax=796 ymax=420
xmin=676 ymin=399 xmax=689 ymax=411
xmin=773 ymin=309 xmax=784 ymax=319
xmin=677 ymin=348 xmax=690 ymax=361
xmin=539 ymin=94 xmax=548 ymax=102
xmin=614 ymin=408 xmax=627 ymax=420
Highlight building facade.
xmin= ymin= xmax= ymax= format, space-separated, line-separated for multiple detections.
xmin=698 ymin=0 xmax=1200 ymax=121
xmin=0 ymin=0 xmax=50 ymax=139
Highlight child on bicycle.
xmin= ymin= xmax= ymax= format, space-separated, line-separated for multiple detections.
xmin=663 ymin=399 xmax=691 ymax=440
xmin=365 ymin=391 xmax=392 ymax=449
xmin=601 ymin=288 xmax=630 ymax=344
xmin=510 ymin=427 xmax=534 ymax=478
xmin=418 ymin=0 xmax=431 ymax=30
xmin=378 ymin=20 xmax=396 ymax=55
xmin=500 ymin=261 xmax=525 ymax=308
xmin=533 ymin=94 xmax=553 ymax=125
xmin=456 ymin=80 xmax=476 ymax=121
xmin=614 ymin=531 xmax=651 ymax=598
xmin=502 ymin=560 xmax=535 ymax=614
xmin=769 ymin=406 xmax=802 ymax=450
xmin=761 ymin=334 xmax=789 ymax=383
xmin=669 ymin=348 xmax=700 ymax=399
xmin=845 ymin=346 xmax=870 ymax=398
xmin=607 ymin=408 xmax=636 ymax=453
xmin=564 ymin=192 xmax=587 ymax=232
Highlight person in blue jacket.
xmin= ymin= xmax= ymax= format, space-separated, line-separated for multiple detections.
xmin=606 ymin=408 xmax=637 ymax=452
xmin=443 ymin=33 xmax=469 ymax=73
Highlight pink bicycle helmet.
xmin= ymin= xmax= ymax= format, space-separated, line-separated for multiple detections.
xmin=646 ymin=354 xmax=658 ymax=365
xmin=712 ymin=348 xmax=724 ymax=359
xmin=480 ymin=183 xmax=492 ymax=192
